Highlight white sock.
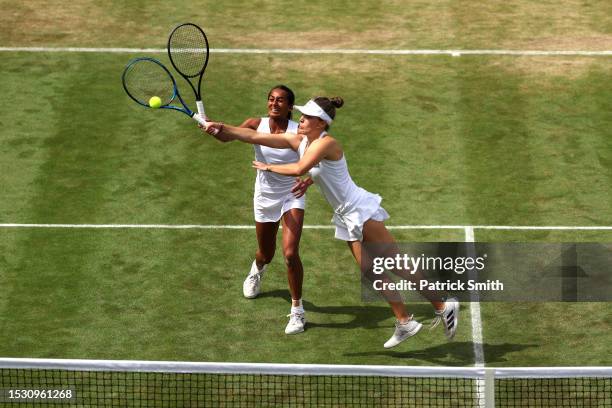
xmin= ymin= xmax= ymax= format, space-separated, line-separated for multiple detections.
xmin=291 ymin=299 xmax=304 ymax=314
xmin=250 ymin=260 xmax=265 ymax=275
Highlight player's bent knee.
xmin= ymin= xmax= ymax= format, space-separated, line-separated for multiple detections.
xmin=283 ymin=250 xmax=301 ymax=267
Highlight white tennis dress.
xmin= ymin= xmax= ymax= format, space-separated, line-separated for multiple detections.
xmin=298 ymin=133 xmax=389 ymax=241
xmin=253 ymin=118 xmax=304 ymax=222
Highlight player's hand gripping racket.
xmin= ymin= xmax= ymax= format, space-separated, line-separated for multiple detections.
xmin=121 ymin=57 xmax=208 ymax=127
xmin=167 ymin=23 xmax=210 ymax=120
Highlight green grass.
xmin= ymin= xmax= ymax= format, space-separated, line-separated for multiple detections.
xmin=1 ymin=228 xmax=476 ymax=365
xmin=0 ymin=52 xmax=610 ymax=366
xmin=1 ymin=0 xmax=611 ymax=50
xmin=1 ymin=227 xmax=610 ymax=367
xmin=0 ymin=1 xmax=611 ymax=375
xmin=472 ymin=230 xmax=612 ymax=367
xmin=1 ymin=53 xmax=609 ymax=226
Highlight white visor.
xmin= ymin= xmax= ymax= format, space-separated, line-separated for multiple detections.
xmin=294 ymin=100 xmax=333 ymax=125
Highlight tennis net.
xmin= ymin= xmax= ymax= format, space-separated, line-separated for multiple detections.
xmin=0 ymin=359 xmax=610 ymax=407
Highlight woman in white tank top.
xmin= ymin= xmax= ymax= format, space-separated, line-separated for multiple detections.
xmin=208 ymin=85 xmax=311 ymax=335
xmin=203 ymin=97 xmax=459 ymax=349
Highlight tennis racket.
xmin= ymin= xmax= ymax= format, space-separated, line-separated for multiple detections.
xmin=167 ymin=23 xmax=210 ymax=120
xmin=121 ymin=57 xmax=207 ymax=126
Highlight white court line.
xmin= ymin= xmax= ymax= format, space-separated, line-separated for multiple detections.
xmin=465 ymin=227 xmax=485 ymax=367
xmin=391 ymin=225 xmax=612 ymax=230
xmin=0 ymin=223 xmax=610 ymax=230
xmin=0 ymin=224 xmax=258 ymax=229
xmin=0 ymin=47 xmax=611 ymax=56
xmin=471 ymin=225 xmax=612 ymax=230
xmin=465 ymin=226 xmax=487 ymax=407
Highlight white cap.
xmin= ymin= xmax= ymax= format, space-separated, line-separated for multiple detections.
xmin=294 ymin=100 xmax=333 ymax=124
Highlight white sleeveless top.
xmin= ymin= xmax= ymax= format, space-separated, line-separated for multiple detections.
xmin=254 ymin=118 xmax=299 ymax=193
xmin=298 ymin=133 xmax=375 ymax=214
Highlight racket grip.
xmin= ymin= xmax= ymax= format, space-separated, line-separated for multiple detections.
xmin=196 ymin=100 xmax=207 ymax=120
xmin=192 ymin=113 xmax=208 ymax=128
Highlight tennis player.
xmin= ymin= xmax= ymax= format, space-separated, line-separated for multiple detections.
xmin=203 ymin=97 xmax=459 ymax=348
xmin=209 ymin=85 xmax=311 ymax=335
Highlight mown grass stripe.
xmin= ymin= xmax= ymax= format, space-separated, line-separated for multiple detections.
xmin=0 ymin=47 xmax=610 ymax=56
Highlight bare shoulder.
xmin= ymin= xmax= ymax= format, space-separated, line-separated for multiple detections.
xmin=315 ymin=134 xmax=340 ymax=149
xmin=239 ymin=117 xmax=261 ymax=129
xmin=316 ymin=134 xmax=343 ymax=158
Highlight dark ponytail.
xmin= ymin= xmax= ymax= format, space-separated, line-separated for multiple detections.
xmin=313 ymin=96 xmax=344 ymax=128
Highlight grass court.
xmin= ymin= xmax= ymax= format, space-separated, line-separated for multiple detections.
xmin=0 ymin=0 xmax=610 ymax=372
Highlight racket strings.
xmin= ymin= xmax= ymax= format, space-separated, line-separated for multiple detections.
xmin=123 ymin=60 xmax=175 ymax=105
xmin=169 ymin=24 xmax=209 ymax=78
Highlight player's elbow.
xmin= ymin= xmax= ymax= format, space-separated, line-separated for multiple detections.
xmin=294 ymin=165 xmax=310 ymax=177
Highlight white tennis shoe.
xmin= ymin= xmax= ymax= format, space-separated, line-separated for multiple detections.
xmin=285 ymin=311 xmax=306 ymax=335
xmin=383 ymin=318 xmax=423 ymax=348
xmin=243 ymin=261 xmax=267 ymax=299
xmin=431 ymin=297 xmax=460 ymax=340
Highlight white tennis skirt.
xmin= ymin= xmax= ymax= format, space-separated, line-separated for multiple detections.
xmin=254 ymin=187 xmax=306 ymax=223
xmin=331 ymin=192 xmax=390 ymax=242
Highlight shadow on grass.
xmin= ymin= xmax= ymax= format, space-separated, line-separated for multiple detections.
xmin=257 ymin=291 xmax=536 ymax=365
xmin=258 ymin=290 xmax=438 ymax=329
xmin=257 ymin=289 xmax=292 ymax=302
xmin=304 ymin=301 xmax=436 ymax=330
xmin=344 ymin=342 xmax=538 ymax=365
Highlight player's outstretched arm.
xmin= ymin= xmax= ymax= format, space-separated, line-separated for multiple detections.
xmin=204 ymin=117 xmax=260 ymax=143
xmin=204 ymin=122 xmax=297 ymax=149
xmin=252 ymin=137 xmax=336 ymax=177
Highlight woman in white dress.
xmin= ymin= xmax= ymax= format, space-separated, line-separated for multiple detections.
xmin=203 ymin=96 xmax=458 ymax=348
xmin=210 ymin=85 xmax=310 ymax=335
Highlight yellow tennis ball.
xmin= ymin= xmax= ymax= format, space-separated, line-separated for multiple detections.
xmin=149 ymin=96 xmax=162 ymax=109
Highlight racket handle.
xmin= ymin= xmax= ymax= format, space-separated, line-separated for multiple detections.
xmin=192 ymin=113 xmax=208 ymax=128
xmin=196 ymin=100 xmax=207 ymax=120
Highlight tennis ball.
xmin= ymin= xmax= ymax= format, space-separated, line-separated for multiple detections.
xmin=149 ymin=96 xmax=162 ymax=109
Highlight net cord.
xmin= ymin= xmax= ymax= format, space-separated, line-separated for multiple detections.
xmin=0 ymin=358 xmax=482 ymax=377
xmin=0 ymin=358 xmax=610 ymax=379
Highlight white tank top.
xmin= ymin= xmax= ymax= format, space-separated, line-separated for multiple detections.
xmin=298 ymin=133 xmax=364 ymax=213
xmin=254 ymin=118 xmax=299 ymax=193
